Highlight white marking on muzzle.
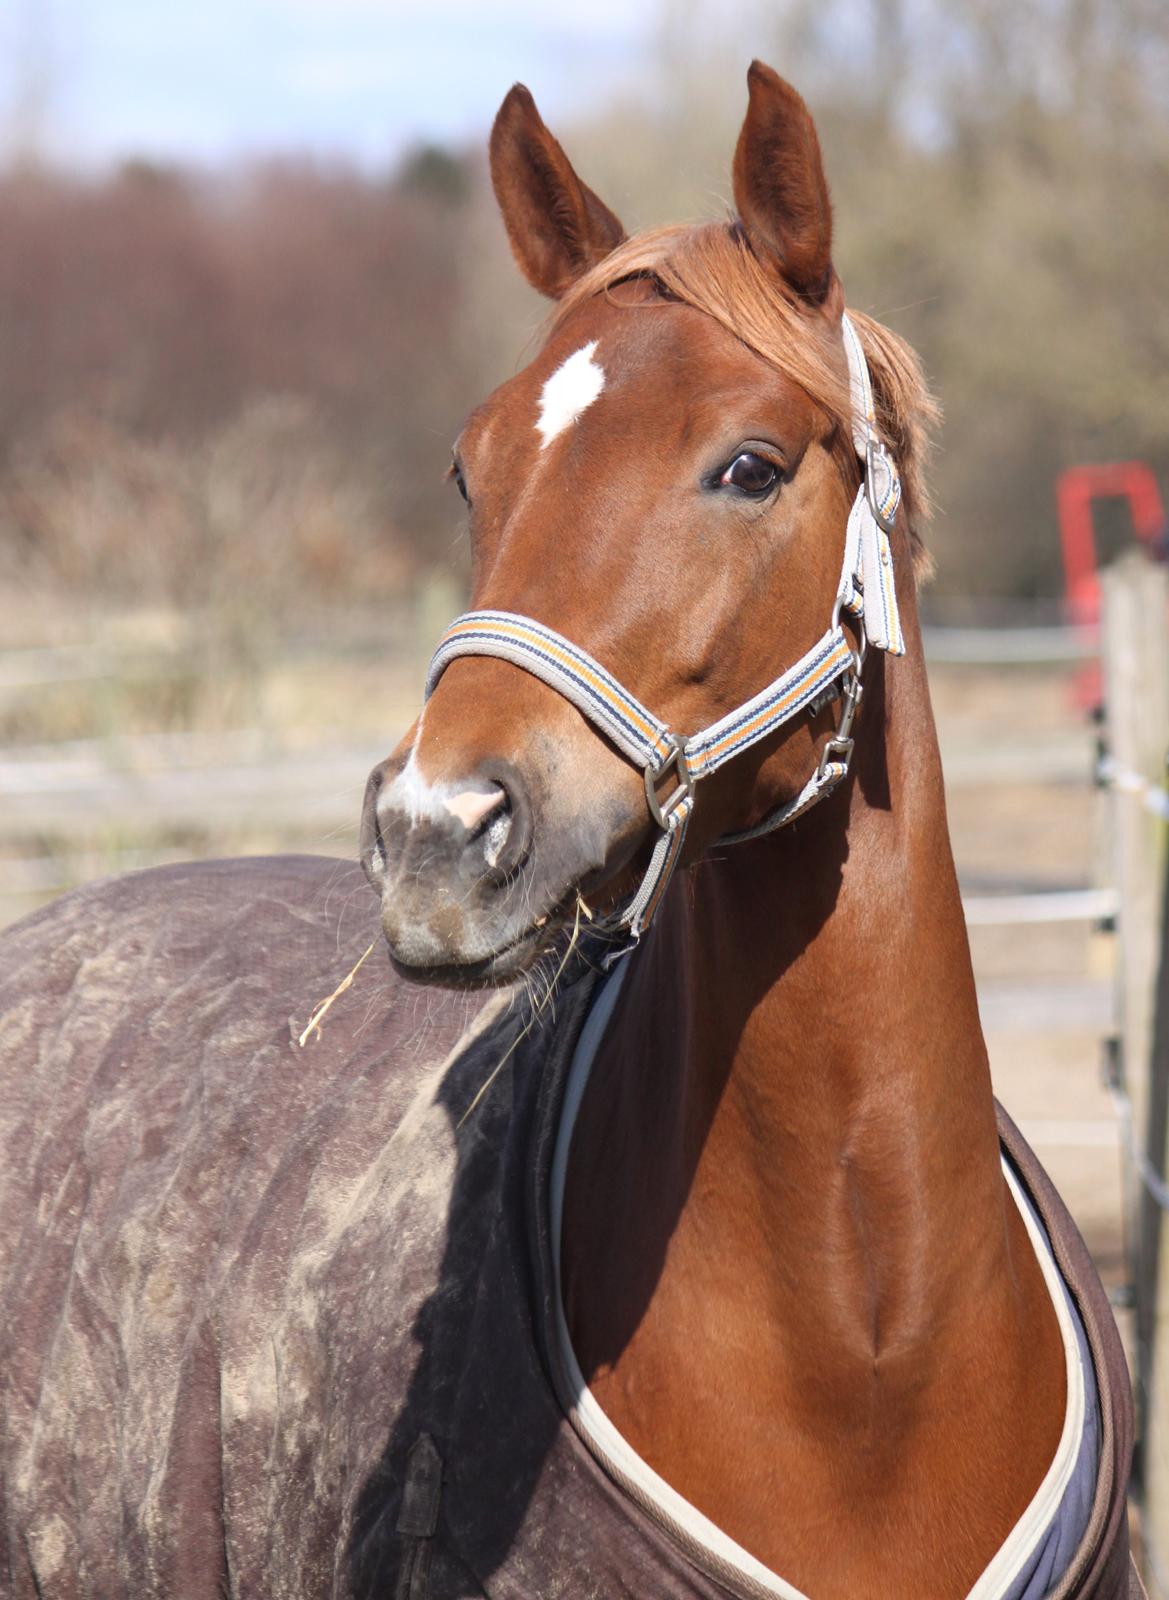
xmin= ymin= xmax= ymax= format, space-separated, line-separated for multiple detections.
xmin=537 ymin=341 xmax=605 ymax=448
xmin=379 ymin=748 xmax=450 ymax=826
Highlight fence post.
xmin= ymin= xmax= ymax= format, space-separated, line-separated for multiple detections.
xmin=1101 ymin=551 xmax=1169 ymax=1570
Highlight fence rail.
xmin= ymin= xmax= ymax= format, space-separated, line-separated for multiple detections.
xmin=0 ymin=620 xmax=1103 ymax=698
xmin=0 ymin=615 xmax=1143 ymax=1039
xmin=921 ymin=624 xmax=1098 ymax=663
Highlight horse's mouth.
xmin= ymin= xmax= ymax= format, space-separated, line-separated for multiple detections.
xmin=385 ymin=916 xmax=552 ymax=990
xmin=383 ymin=884 xmax=596 ymax=991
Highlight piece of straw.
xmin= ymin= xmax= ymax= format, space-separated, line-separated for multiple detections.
xmin=297 ymin=942 xmax=376 ymax=1048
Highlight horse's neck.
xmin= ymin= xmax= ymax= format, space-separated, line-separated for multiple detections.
xmin=561 ymin=624 xmax=1066 ymax=1595
xmin=565 ymin=636 xmax=1004 ymax=1358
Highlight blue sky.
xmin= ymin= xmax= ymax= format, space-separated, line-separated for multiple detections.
xmin=0 ymin=0 xmax=657 ymax=170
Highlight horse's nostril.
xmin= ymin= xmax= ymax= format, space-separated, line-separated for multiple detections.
xmin=484 ymin=773 xmax=532 ymax=876
xmin=482 ymin=803 xmax=513 ymax=869
xmin=442 ymin=786 xmax=506 ymax=832
xmin=359 ymin=761 xmax=389 ymax=890
xmin=363 ymin=760 xmax=532 ymax=896
xmin=441 ymin=782 xmax=523 ymax=871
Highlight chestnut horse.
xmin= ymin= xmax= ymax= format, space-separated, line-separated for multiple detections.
xmin=0 ymin=62 xmax=1137 ymax=1600
xmin=360 ymin=63 xmax=1134 ymax=1599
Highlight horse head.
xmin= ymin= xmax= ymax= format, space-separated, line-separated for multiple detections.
xmin=361 ymin=63 xmax=929 ymax=985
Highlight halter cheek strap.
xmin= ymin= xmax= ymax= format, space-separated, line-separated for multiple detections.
xmin=841 ymin=311 xmax=904 ymax=656
xmin=424 ymin=312 xmax=905 ymax=957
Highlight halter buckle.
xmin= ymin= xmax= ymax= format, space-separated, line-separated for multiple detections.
xmin=644 ymin=735 xmax=695 ymax=830
xmin=865 ymin=438 xmax=899 ymax=535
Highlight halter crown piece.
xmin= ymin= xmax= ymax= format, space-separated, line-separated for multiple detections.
xmin=425 ymin=312 xmax=905 ymax=963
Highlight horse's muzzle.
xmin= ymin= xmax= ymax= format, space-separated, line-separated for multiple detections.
xmin=359 ymin=756 xmax=548 ymax=984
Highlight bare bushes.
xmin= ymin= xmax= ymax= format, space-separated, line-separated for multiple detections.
xmin=0 ymin=158 xmax=474 ymax=613
xmin=0 ymin=399 xmax=412 ymax=608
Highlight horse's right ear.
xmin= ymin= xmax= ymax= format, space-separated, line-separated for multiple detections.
xmin=732 ymin=62 xmax=838 ymax=308
xmin=489 ymin=84 xmax=626 ymax=299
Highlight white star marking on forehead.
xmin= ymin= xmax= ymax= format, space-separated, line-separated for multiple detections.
xmin=536 ymin=341 xmax=605 ymax=448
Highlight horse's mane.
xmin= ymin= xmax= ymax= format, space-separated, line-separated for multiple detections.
xmin=553 ymin=223 xmax=939 ymax=579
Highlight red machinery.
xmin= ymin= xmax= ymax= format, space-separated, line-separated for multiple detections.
xmin=1057 ymin=462 xmax=1166 ymax=627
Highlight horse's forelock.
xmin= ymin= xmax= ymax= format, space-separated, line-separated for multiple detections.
xmin=550 ymin=222 xmax=938 ymax=579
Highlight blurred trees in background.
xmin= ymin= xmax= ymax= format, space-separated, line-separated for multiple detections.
xmin=0 ymin=154 xmax=478 ymax=617
xmin=0 ymin=0 xmax=1166 ymax=620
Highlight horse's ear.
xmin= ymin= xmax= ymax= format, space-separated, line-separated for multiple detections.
xmin=732 ymin=62 xmax=838 ymax=309
xmin=489 ymin=84 xmax=626 ymax=299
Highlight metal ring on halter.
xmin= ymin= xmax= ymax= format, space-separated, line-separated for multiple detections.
xmin=852 ymin=627 xmax=867 ymax=675
xmin=816 ymin=735 xmax=854 ymax=782
xmin=644 ymin=735 xmax=694 ymax=829
xmin=831 ymin=593 xmax=867 ymax=677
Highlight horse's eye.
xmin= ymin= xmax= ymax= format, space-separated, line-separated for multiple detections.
xmin=451 ymin=464 xmax=470 ymax=505
xmin=720 ymin=452 xmax=778 ymax=495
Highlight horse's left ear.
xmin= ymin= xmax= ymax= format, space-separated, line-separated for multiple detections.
xmin=732 ymin=62 xmax=840 ymax=310
xmin=489 ymin=83 xmax=627 ymax=299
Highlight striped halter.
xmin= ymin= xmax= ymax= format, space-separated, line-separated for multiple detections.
xmin=425 ymin=312 xmax=905 ymax=959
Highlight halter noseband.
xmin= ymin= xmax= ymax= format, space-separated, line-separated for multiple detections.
xmin=424 ymin=312 xmax=906 ymax=961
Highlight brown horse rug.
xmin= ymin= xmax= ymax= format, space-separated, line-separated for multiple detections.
xmin=0 ymin=856 xmax=1141 ymax=1598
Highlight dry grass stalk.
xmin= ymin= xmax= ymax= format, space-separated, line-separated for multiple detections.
xmin=297 ymin=940 xmax=376 ymax=1048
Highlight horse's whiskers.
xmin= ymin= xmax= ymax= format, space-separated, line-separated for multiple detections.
xmin=456 ymin=895 xmax=584 ymax=1130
